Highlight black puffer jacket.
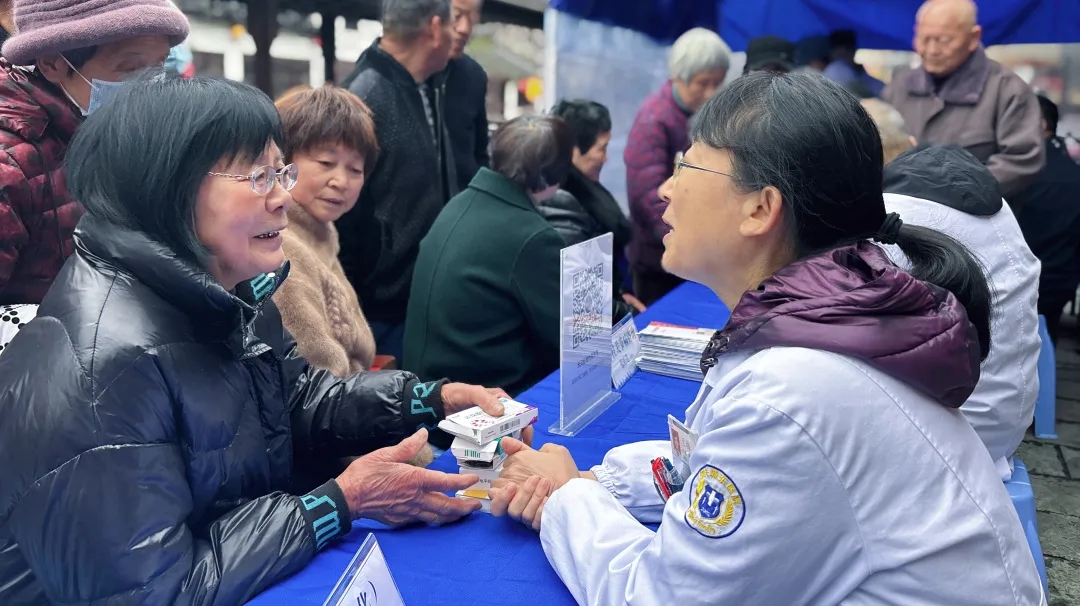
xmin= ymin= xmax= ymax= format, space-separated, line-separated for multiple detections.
xmin=0 ymin=214 xmax=448 ymax=604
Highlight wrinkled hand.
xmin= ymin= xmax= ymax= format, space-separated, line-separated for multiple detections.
xmin=622 ymin=293 xmax=647 ymax=313
xmin=336 ymin=429 xmax=481 ymax=527
xmin=492 ymin=438 xmax=580 ymax=493
xmin=490 ymin=475 xmax=550 ymax=532
xmin=440 ymin=383 xmax=509 ymax=416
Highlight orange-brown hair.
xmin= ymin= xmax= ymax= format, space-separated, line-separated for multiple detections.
xmin=274 ymin=84 xmax=379 ymax=172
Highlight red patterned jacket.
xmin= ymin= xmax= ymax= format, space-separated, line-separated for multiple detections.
xmin=0 ymin=60 xmax=84 ymax=304
xmin=624 ymin=81 xmax=691 ymax=273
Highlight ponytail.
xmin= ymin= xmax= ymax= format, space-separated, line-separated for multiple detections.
xmin=891 ymin=223 xmax=993 ymax=360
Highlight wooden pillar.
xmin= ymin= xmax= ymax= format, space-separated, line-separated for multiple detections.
xmin=320 ymin=12 xmax=337 ymax=85
xmin=248 ymin=0 xmax=278 ymax=96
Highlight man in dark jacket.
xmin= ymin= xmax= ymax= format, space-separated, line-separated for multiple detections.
xmin=339 ymin=0 xmax=456 ymax=361
xmin=435 ymin=0 xmax=489 ymax=192
xmin=1011 ymin=95 xmax=1080 ymax=344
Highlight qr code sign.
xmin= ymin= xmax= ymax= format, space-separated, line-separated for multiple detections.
xmin=572 ymin=263 xmax=605 ymax=348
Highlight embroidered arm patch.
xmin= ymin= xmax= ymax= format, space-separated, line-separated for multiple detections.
xmin=684 ymin=465 xmax=745 ymax=538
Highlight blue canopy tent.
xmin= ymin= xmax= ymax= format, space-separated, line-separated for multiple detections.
xmin=548 ymin=0 xmax=1080 ymax=50
xmin=542 ymin=0 xmax=1079 ymax=215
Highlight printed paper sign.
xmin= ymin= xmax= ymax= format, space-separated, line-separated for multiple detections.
xmin=611 ymin=313 xmax=640 ymax=389
xmin=324 ymin=534 xmax=406 ymax=606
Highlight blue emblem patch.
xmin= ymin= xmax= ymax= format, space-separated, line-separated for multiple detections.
xmin=684 ymin=465 xmax=745 ymax=538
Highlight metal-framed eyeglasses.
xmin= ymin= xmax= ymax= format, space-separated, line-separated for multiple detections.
xmin=673 ymin=151 xmax=735 ymax=183
xmin=208 ymin=164 xmax=299 ymax=195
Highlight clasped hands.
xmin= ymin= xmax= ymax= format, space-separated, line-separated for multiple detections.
xmin=335 ymin=383 xmax=535 ymax=528
xmin=488 ymin=437 xmax=585 ymax=532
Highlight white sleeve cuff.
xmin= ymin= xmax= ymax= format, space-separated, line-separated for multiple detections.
xmin=589 ymin=440 xmax=670 ymax=523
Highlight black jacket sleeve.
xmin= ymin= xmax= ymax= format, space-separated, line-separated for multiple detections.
xmin=473 ymin=69 xmax=490 ymax=170
xmin=6 ymin=354 xmax=351 ymax=605
xmin=280 ymin=324 xmax=447 ymax=459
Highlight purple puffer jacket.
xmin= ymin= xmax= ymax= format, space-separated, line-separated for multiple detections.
xmin=701 ymin=241 xmax=982 ymax=409
xmin=624 ymin=82 xmax=691 ymax=273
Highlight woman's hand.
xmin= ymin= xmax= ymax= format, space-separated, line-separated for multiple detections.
xmin=440 ymin=383 xmax=510 ymax=416
xmin=335 ymin=429 xmax=481 ymax=526
xmin=494 ymin=438 xmax=582 ymax=491
xmin=622 ymin=292 xmax=647 ymax=313
xmin=439 ymin=384 xmax=534 ymax=445
xmin=490 ymin=475 xmax=550 ymax=532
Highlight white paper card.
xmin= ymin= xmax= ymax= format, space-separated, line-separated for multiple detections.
xmin=611 ymin=313 xmax=640 ymax=389
xmin=324 ymin=534 xmax=406 ymax=606
xmin=667 ymin=414 xmax=699 ymax=479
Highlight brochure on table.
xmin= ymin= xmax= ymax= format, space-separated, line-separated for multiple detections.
xmin=553 ymin=232 xmax=621 ymax=436
xmin=611 ymin=312 xmax=640 ymax=389
xmin=324 ymin=534 xmax=406 ymax=606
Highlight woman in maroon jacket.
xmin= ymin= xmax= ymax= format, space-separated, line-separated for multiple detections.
xmin=624 ymin=27 xmax=730 ymax=305
xmin=0 ymin=0 xmax=187 ymax=305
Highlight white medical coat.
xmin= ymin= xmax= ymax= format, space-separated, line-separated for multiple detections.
xmin=540 ymin=346 xmax=1045 ymax=605
xmin=882 ymin=193 xmax=1041 ymax=480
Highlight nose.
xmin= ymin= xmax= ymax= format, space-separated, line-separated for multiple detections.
xmin=659 ymin=175 xmax=674 ymax=203
xmin=327 ymin=166 xmax=349 ymax=192
xmin=267 ymin=180 xmax=291 ymax=213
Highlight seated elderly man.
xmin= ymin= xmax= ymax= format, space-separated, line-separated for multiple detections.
xmin=863 ymin=97 xmax=1041 ymax=481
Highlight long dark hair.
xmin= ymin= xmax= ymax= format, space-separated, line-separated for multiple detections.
xmin=691 ymin=71 xmax=993 ymax=358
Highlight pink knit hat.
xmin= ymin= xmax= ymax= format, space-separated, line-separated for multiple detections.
xmin=3 ymin=0 xmax=190 ymax=66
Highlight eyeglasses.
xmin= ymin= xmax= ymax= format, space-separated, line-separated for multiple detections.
xmin=208 ymin=164 xmax=299 ymax=195
xmin=673 ymin=152 xmax=735 ymax=183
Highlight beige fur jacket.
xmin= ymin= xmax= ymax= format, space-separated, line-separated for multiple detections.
xmin=273 ymin=206 xmax=433 ymax=467
xmin=274 ymin=205 xmax=377 ymax=376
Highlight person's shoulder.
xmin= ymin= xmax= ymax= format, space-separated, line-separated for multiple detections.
xmin=986 ymin=59 xmax=1036 ymax=98
xmin=454 ymin=53 xmax=487 ymax=79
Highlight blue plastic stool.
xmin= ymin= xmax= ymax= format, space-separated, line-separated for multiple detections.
xmin=1035 ymin=315 xmax=1058 ymax=440
xmin=1007 ymin=459 xmax=1049 ymax=596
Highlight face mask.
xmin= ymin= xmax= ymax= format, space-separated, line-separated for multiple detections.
xmin=60 ymin=56 xmax=129 ymax=116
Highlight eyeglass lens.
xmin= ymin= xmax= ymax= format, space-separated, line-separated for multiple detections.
xmin=250 ymin=165 xmax=298 ymax=194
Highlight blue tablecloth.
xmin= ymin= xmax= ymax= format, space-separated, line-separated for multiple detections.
xmin=249 ymin=281 xmax=730 ymax=606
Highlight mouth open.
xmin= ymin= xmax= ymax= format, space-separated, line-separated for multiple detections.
xmin=254 ymin=230 xmax=282 ymax=240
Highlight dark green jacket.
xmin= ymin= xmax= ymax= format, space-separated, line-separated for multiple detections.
xmin=404 ymin=168 xmax=563 ymax=396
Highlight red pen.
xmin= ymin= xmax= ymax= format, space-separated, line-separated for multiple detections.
xmin=651 ymin=458 xmax=674 ymax=500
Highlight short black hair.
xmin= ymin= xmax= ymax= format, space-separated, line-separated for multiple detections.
xmin=550 ymin=99 xmax=612 ymax=154
xmin=692 ymin=71 xmax=993 ymax=358
xmin=66 ymin=75 xmax=284 ymax=265
xmin=1037 ymin=94 xmax=1058 ymax=135
xmin=828 ymin=29 xmax=857 ymax=51
xmin=491 ymin=115 xmax=575 ymax=193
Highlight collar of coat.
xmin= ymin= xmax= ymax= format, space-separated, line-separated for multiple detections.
xmin=74 ymin=212 xmax=289 ymax=359
xmin=467 ymin=167 xmax=542 ymax=213
xmin=903 ymin=45 xmax=990 ymax=105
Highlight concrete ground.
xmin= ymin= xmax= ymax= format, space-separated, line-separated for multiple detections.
xmin=1015 ymin=315 xmax=1080 ymax=605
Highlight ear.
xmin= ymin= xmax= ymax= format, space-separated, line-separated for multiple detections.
xmin=738 ymin=185 xmax=784 ymax=238
xmin=430 ymin=15 xmax=445 ymax=43
xmin=969 ymin=25 xmax=982 ymax=51
xmin=909 ymin=135 xmax=918 ymax=147
xmin=571 ymin=146 xmax=584 ymax=164
xmin=36 ymin=54 xmax=70 ymax=85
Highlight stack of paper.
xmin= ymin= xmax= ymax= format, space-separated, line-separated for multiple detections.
xmin=438 ymin=398 xmax=538 ymax=513
xmin=636 ymin=322 xmax=716 ymax=381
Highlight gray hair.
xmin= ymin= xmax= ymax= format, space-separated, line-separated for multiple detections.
xmin=669 ymin=28 xmax=732 ymax=83
xmin=860 ymin=98 xmax=914 ymax=164
xmin=381 ymin=0 xmax=450 ymax=41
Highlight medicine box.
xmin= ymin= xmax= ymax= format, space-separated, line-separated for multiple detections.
xmin=460 ymin=464 xmax=502 ymax=491
xmin=438 ymin=398 xmax=538 ymax=445
xmin=450 ymin=429 xmax=521 ymax=465
xmin=456 ymin=489 xmax=491 ymax=514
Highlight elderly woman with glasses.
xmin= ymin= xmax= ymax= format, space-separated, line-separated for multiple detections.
xmin=0 ymin=76 xmax=512 ymax=604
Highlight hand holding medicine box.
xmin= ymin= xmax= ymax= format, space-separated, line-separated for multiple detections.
xmin=446 ymin=398 xmax=538 ymax=514
xmin=438 ymin=398 xmax=538 ymax=445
